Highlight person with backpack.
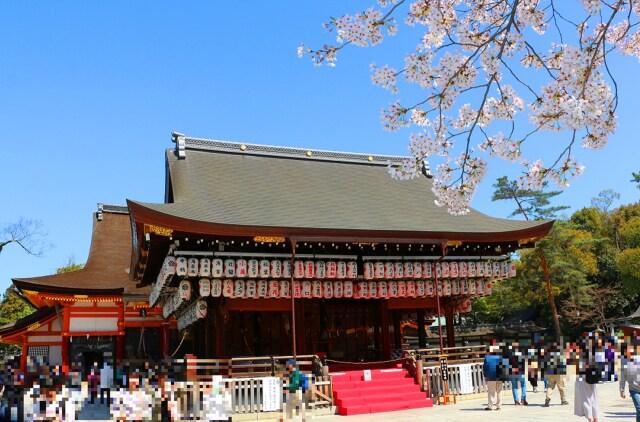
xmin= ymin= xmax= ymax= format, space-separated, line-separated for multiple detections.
xmin=619 ymin=340 xmax=640 ymax=422
xmin=574 ymin=333 xmax=602 ymax=422
xmin=483 ymin=343 xmax=504 ymax=411
xmin=282 ymin=359 xmax=307 ymax=421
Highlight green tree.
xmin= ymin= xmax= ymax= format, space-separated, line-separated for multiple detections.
xmin=492 ymin=176 xmax=568 ymax=341
xmin=632 ymin=172 xmax=640 ymax=190
xmin=56 ymin=258 xmax=84 ymax=274
xmin=0 ymin=285 xmax=35 ymax=356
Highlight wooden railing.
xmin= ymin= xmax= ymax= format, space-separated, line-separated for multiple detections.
xmin=117 ymin=355 xmax=332 ymax=417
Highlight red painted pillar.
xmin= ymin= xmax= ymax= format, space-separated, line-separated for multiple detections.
xmin=160 ymin=323 xmax=169 ymax=357
xmin=21 ymin=337 xmax=28 ymax=370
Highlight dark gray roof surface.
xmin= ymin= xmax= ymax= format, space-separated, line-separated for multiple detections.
xmin=130 ymin=137 xmax=551 ymax=237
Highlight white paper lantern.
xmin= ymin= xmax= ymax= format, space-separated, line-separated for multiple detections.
xmin=436 ymin=281 xmax=443 ymax=297
xmin=179 ymin=279 xmax=192 ymax=301
xmin=374 ymin=262 xmax=385 ymax=279
xmin=326 ymin=261 xmax=337 ymax=278
xmin=484 ymin=279 xmax=493 ymax=295
xmin=270 ymin=260 xmax=282 ymax=278
xmin=469 ymin=279 xmax=477 ymax=295
xmin=292 ymin=281 xmax=302 ymax=298
xmin=435 ymin=263 xmax=442 ymax=278
xmin=323 ymin=281 xmax=333 ymax=299
xmin=358 ymin=281 xmax=369 ymax=298
xmin=257 ymin=280 xmax=268 ymax=297
xmin=384 ymin=262 xmax=395 ymax=279
xmin=347 ymin=261 xmax=358 ymax=278
xmin=407 ymin=281 xmax=416 ymax=297
xmin=493 ymin=262 xmax=502 ymax=278
xmin=282 ymin=261 xmax=292 ymax=278
xmin=235 ymin=259 xmax=247 ymax=278
xmin=441 ymin=262 xmax=450 ymax=278
xmin=485 ymin=262 xmax=493 ymax=277
xmin=211 ymin=279 xmax=222 ymax=297
xmin=413 ymin=262 xmax=423 ymax=278
xmin=363 ymin=262 xmax=375 ymax=280
xmin=459 ymin=262 xmax=467 ymax=278
xmin=246 ymin=279 xmax=257 ymax=298
xmin=315 ymin=261 xmax=326 ymax=279
xmin=162 ymin=256 xmax=177 ymax=275
xmin=344 ymin=281 xmax=353 ymax=298
xmin=234 ymin=280 xmax=245 ymax=298
xmin=247 ymin=259 xmax=259 ymax=278
xmin=423 ymin=262 xmax=433 ymax=279
xmin=501 ymin=261 xmax=509 ymax=278
xmin=416 ymin=280 xmax=426 ymax=297
xmin=279 ymin=280 xmax=290 ymax=298
xmin=337 ymin=261 xmax=347 ymax=279
xmin=259 ymin=260 xmax=271 ymax=278
xmin=509 ymin=262 xmax=517 ymax=278
xmin=476 ymin=279 xmax=484 ymax=295
xmin=378 ymin=281 xmax=388 ymax=298
xmin=212 ymin=259 xmax=224 ymax=278
xmin=398 ymin=281 xmax=407 ymax=297
xmin=187 ymin=258 xmax=199 ymax=277
xmin=334 ymin=281 xmax=343 ymax=298
xmin=443 ymin=280 xmax=452 ymax=296
xmin=302 ymin=280 xmax=312 ymax=298
xmin=304 ymin=261 xmax=315 ymax=279
xmin=468 ymin=262 xmax=477 ymax=277
xmin=199 ymin=258 xmax=211 ymax=277
xmin=450 ymin=262 xmax=459 ymax=278
xmin=477 ymin=261 xmax=485 ymax=277
xmin=460 ymin=279 xmax=469 ymax=295
xmin=458 ymin=299 xmax=472 ymax=313
xmin=176 ymin=257 xmax=188 ymax=277
xmin=312 ymin=280 xmax=323 ymax=298
xmin=452 ymin=279 xmax=460 ymax=295
xmin=394 ymin=262 xmax=404 ymax=279
xmin=389 ymin=281 xmax=398 ymax=298
xmin=404 ymin=262 xmax=414 ymax=278
xmin=222 ymin=279 xmax=234 ymax=298
xmin=294 ymin=261 xmax=305 ymax=279
xmin=426 ymin=280 xmax=435 ymax=296
xmin=269 ymin=280 xmax=280 ymax=298
xmin=199 ymin=278 xmax=211 ymax=297
xmin=368 ymin=281 xmax=377 ymax=298
xmin=224 ymin=259 xmax=236 ymax=277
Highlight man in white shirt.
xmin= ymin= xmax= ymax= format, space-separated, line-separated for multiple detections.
xmin=620 ymin=342 xmax=640 ymax=422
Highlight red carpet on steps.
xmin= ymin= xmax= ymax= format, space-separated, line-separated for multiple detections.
xmin=330 ymin=366 xmax=434 ymax=416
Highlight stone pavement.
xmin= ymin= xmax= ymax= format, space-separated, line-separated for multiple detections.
xmin=76 ymin=378 xmax=637 ymax=421
xmin=313 ymin=377 xmax=637 ymax=422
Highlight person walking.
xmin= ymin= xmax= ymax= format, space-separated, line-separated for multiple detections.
xmin=483 ymin=344 xmax=504 ymax=411
xmin=544 ymin=342 xmax=569 ymax=406
xmin=620 ymin=341 xmax=640 ymax=422
xmin=575 ymin=334 xmax=602 ymax=422
xmin=100 ymin=362 xmax=114 ymax=406
xmin=506 ymin=342 xmax=527 ymax=405
xmin=282 ymin=359 xmax=308 ymax=421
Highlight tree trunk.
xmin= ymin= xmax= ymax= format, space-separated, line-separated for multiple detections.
xmin=537 ymin=248 xmax=562 ymax=342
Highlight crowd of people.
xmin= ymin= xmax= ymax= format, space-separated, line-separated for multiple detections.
xmin=0 ymin=357 xmax=232 ymax=421
xmin=483 ymin=332 xmax=640 ymax=422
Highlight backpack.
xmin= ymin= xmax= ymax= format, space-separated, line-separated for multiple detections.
xmin=585 ymin=367 xmax=602 ymax=385
xmin=301 ymin=372 xmax=309 ymax=392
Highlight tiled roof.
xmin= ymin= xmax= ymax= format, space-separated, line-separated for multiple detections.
xmin=13 ymin=207 xmax=149 ymax=296
xmin=129 ymin=136 xmax=551 ymax=238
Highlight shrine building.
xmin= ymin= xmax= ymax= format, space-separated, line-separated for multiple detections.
xmin=126 ymin=134 xmax=553 ymax=362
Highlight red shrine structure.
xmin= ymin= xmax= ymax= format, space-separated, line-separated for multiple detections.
xmin=1 ymin=133 xmax=553 ymax=369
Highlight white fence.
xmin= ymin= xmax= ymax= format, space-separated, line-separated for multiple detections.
xmin=423 ymin=362 xmax=511 ymax=399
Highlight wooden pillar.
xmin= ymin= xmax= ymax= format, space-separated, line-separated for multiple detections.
xmin=417 ymin=309 xmax=427 ymax=349
xmin=21 ymin=337 xmax=28 ymax=370
xmin=161 ymin=323 xmax=170 ymax=358
xmin=392 ymin=309 xmax=402 ymax=350
xmin=296 ymin=300 xmax=306 ymax=355
xmin=215 ymin=306 xmax=226 ymax=358
xmin=445 ymin=300 xmax=456 ymax=348
xmin=116 ymin=301 xmax=125 ymax=361
xmin=380 ymin=300 xmax=391 ymax=360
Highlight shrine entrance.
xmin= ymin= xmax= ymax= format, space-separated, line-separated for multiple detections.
xmin=305 ymin=299 xmax=383 ymax=362
xmin=223 ymin=311 xmax=293 ymax=357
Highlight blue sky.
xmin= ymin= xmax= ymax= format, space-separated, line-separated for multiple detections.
xmin=1 ymin=2 xmax=639 ymax=293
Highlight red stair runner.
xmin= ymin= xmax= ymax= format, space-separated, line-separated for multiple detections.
xmin=330 ymin=366 xmax=434 ymax=416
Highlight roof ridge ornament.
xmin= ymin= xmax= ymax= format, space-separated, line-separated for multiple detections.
xmin=172 ymin=132 xmax=186 ymax=159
